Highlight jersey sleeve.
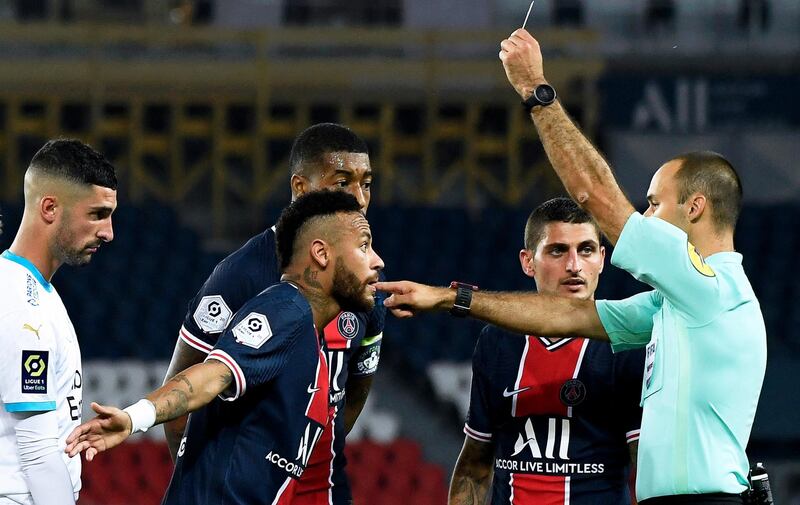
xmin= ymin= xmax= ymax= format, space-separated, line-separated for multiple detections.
xmin=610 ymin=212 xmax=723 ymax=324
xmin=596 ymin=290 xmax=661 ymax=352
xmin=363 ymin=269 xmax=387 ymax=346
xmin=463 ymin=327 xmax=496 ymax=444
xmin=205 ymin=297 xmax=310 ymax=401
xmin=349 ymin=273 xmax=387 ymax=377
xmin=179 ymin=258 xmax=258 ymax=354
xmin=0 ymin=310 xmax=58 ymax=413
xmin=349 ymin=338 xmax=381 ymax=378
xmin=613 ymin=348 xmax=646 ymax=444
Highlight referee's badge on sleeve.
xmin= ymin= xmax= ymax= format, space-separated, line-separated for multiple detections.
xmin=232 ymin=312 xmax=272 ymax=349
xmin=21 ymin=350 xmax=48 ymax=394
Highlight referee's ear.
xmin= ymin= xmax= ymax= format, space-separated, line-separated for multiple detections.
xmin=685 ymin=193 xmax=708 ymax=224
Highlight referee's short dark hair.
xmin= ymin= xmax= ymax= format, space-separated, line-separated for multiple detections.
xmin=289 ymin=123 xmax=368 ymax=176
xmin=275 ymin=190 xmax=363 ymax=271
xmin=672 ymin=151 xmax=743 ymax=232
xmin=524 ymin=197 xmax=601 ymax=251
xmin=29 ymin=139 xmax=117 ymax=190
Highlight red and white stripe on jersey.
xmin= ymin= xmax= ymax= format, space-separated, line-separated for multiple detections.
xmin=567 ymin=339 xmax=589 ymax=418
xmin=508 ymin=473 xmax=571 ymax=505
xmin=179 ymin=325 xmax=213 ymax=354
xmin=271 ymin=476 xmax=297 ymax=505
xmin=304 ymin=349 xmax=330 ymax=426
xmin=512 ymin=337 xmax=588 ymax=419
xmin=511 ymin=336 xmax=532 ymax=417
xmin=293 ymin=409 xmax=338 ymax=501
xmin=626 ymin=429 xmax=640 ymax=443
xmin=464 ymin=424 xmax=492 ymax=443
xmin=206 ymin=350 xmax=246 ymax=400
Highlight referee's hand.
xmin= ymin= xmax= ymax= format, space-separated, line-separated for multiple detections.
xmin=65 ymin=402 xmax=132 ymax=461
xmin=375 ymin=281 xmax=454 ymax=318
xmin=499 ymin=28 xmax=548 ymax=100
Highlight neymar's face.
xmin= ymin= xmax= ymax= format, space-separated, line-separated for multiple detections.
xmin=331 ymin=213 xmax=383 ymax=313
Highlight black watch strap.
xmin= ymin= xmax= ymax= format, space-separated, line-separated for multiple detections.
xmin=449 ymin=281 xmax=479 ymax=317
xmin=522 ymin=84 xmax=557 ymax=112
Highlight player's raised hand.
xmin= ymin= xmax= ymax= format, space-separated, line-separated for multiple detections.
xmin=499 ymin=28 xmax=547 ymax=99
xmin=375 ymin=281 xmax=453 ymax=318
xmin=65 ymin=402 xmax=132 ymax=461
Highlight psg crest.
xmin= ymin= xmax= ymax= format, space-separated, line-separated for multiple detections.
xmin=337 ymin=312 xmax=359 ymax=340
xmin=559 ymin=379 xmax=586 ymax=407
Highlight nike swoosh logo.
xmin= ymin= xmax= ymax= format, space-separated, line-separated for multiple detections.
xmin=502 ymin=386 xmax=531 ymax=397
xmin=307 ymin=384 xmax=321 ymax=394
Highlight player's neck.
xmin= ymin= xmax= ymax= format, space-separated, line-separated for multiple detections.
xmin=690 ymin=227 xmax=735 ymax=257
xmin=281 ymin=269 xmax=341 ymax=330
xmin=301 ymin=288 xmax=341 ymax=330
xmin=8 ymin=226 xmax=61 ymax=281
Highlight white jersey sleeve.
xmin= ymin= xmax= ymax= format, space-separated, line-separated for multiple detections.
xmin=0 ymin=309 xmax=58 ymax=413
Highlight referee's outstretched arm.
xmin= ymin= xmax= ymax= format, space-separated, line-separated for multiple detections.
xmin=375 ymin=281 xmax=609 ymax=342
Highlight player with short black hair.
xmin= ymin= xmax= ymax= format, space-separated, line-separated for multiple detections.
xmin=65 ymin=190 xmax=385 ymax=505
xmin=163 ymin=123 xmax=385 ymax=504
xmin=289 ymin=122 xmax=369 ymax=177
xmin=29 ymin=139 xmax=118 ymax=191
xmin=1 ymin=139 xmax=117 ymax=504
xmin=450 ymin=197 xmax=643 ymax=505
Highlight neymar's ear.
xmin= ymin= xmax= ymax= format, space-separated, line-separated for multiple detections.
xmin=309 ymin=238 xmax=331 ymax=269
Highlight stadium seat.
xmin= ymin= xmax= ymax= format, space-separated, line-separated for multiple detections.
xmin=345 ymin=438 xmax=448 ymax=505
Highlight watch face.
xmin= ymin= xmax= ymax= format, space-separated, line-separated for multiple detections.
xmin=535 ymin=85 xmax=556 ymax=103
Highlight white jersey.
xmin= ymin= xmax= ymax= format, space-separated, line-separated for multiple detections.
xmin=0 ymin=250 xmax=82 ymax=500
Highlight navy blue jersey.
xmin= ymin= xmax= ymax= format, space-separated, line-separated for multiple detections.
xmin=179 ymin=227 xmax=385 ymax=503
xmin=465 ymin=326 xmax=644 ymax=505
xmin=164 ymin=282 xmax=329 ymax=505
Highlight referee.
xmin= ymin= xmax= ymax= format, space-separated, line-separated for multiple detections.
xmin=376 ymin=29 xmax=766 ymax=505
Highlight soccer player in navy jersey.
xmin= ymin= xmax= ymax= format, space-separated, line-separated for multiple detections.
xmin=65 ymin=190 xmax=384 ymax=505
xmin=449 ymin=198 xmax=644 ymax=505
xmin=163 ymin=123 xmax=385 ymax=505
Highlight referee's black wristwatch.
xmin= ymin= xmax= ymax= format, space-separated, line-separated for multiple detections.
xmin=522 ymin=83 xmax=557 ymax=112
xmin=449 ymin=282 xmax=479 ymax=317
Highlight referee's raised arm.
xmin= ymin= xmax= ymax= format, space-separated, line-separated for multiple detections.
xmin=499 ymin=28 xmax=635 ymax=245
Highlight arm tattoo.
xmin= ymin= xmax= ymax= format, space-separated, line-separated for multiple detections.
xmin=171 ymin=373 xmax=194 ymax=394
xmin=451 ymin=476 xmax=487 ymax=505
xmin=156 ymin=389 xmax=190 ymax=423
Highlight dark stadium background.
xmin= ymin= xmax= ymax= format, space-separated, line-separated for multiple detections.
xmin=0 ymin=1 xmax=797 ymax=503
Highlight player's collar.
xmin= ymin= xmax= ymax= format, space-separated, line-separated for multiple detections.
xmin=532 ymin=335 xmax=575 ymax=351
xmin=1 ymin=250 xmax=53 ymax=292
xmin=705 ymin=251 xmax=743 ymax=265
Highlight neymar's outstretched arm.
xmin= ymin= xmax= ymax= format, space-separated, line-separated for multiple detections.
xmin=66 ymin=360 xmax=232 ymax=461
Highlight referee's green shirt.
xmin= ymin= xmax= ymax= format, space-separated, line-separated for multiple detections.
xmin=595 ymin=212 xmax=766 ymax=501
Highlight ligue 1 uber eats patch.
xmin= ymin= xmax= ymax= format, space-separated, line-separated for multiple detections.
xmin=21 ymin=350 xmax=48 ymax=394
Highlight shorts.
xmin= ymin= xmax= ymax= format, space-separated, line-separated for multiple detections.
xmin=639 ymin=493 xmax=743 ymax=505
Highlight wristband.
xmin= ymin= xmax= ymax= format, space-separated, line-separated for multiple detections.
xmin=123 ymin=399 xmax=156 ymax=434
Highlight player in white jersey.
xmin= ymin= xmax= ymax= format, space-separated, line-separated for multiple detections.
xmin=0 ymin=139 xmax=117 ymax=505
